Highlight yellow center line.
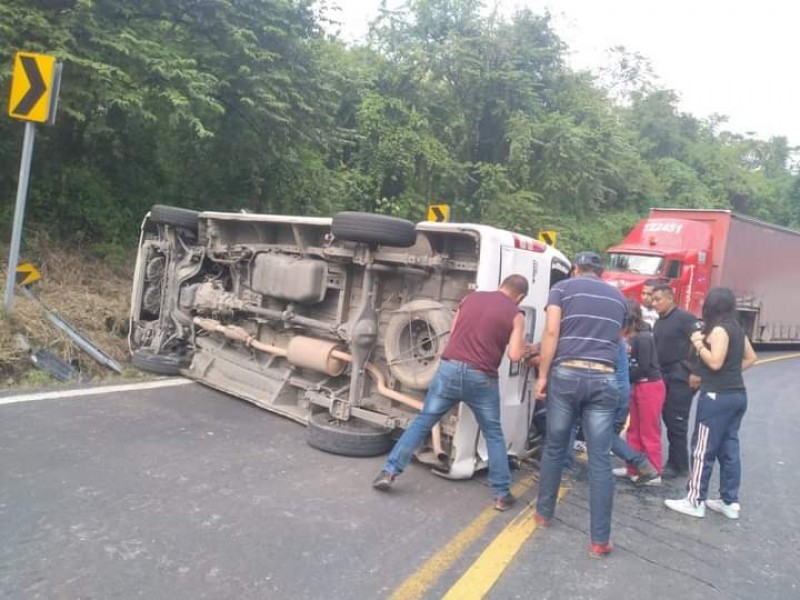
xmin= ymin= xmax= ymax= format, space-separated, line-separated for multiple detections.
xmin=391 ymin=351 xmax=799 ymax=599
xmin=754 ymin=352 xmax=800 ymax=366
xmin=388 ymin=474 xmax=537 ymax=600
xmin=442 ymin=485 xmax=570 ymax=600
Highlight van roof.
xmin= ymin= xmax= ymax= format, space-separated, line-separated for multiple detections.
xmin=197 ymin=211 xmax=571 ymax=263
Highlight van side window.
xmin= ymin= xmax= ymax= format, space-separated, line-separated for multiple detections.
xmin=509 ymin=307 xmax=536 ymax=378
xmin=549 ymin=258 xmax=571 ymax=288
xmin=667 ymin=260 xmax=682 ymax=279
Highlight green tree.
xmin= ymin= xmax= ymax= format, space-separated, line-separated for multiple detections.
xmin=1 ymin=0 xmax=338 ymax=243
xmin=0 ymin=0 xmax=796 ymax=254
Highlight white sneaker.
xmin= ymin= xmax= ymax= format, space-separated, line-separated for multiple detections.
xmin=706 ymin=499 xmax=740 ymax=520
xmin=665 ymin=497 xmax=706 ymax=518
xmin=640 ymin=476 xmax=662 ymax=487
xmin=612 ymin=467 xmax=641 ymax=482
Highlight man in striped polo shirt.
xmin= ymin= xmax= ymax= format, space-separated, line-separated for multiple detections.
xmin=533 ymin=251 xmax=626 ymax=558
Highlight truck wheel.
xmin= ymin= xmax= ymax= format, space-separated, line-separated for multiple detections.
xmin=306 ymin=412 xmax=394 ymax=457
xmin=384 ymin=299 xmax=453 ymax=390
xmin=332 ymin=211 xmax=417 ymax=248
xmin=149 ymin=204 xmax=199 ymax=234
xmin=131 ymin=349 xmax=190 ymax=376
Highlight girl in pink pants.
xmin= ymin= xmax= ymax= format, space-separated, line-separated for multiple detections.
xmin=626 ymin=302 xmax=666 ymax=476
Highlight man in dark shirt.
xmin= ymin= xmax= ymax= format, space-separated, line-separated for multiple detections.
xmin=371 ymin=275 xmax=532 ymax=511
xmin=534 ymin=251 xmax=626 ymax=558
xmin=651 ymin=283 xmax=699 ymax=478
xmin=641 ymin=278 xmax=662 ymax=328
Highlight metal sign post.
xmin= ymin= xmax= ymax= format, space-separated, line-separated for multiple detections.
xmin=3 ymin=51 xmax=60 ymax=315
xmin=3 ymin=121 xmax=36 ymax=314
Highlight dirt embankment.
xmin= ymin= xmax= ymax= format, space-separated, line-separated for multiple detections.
xmin=1 ymin=237 xmax=137 ymax=389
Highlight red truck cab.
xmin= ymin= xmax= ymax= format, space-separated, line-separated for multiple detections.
xmin=602 ymin=209 xmax=800 ymax=343
xmin=603 ymin=213 xmax=716 ymax=316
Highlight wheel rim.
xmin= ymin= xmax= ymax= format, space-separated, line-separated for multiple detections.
xmin=390 ymin=317 xmax=443 ymax=370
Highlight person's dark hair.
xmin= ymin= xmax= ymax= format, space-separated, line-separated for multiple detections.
xmin=652 ymin=282 xmax=673 ymax=297
xmin=575 ymin=264 xmax=603 ymax=276
xmin=624 ymin=299 xmax=645 ymax=333
xmin=701 ymin=287 xmax=737 ymax=334
xmin=501 ymin=274 xmax=529 ymax=297
xmin=572 ymin=251 xmax=604 ymax=276
xmin=643 ymin=278 xmax=662 ymax=288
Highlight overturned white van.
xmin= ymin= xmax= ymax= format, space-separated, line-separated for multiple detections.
xmin=129 ymin=207 xmax=571 ymax=479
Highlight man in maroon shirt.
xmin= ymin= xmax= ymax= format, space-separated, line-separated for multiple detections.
xmin=372 ymin=275 xmax=532 ymax=511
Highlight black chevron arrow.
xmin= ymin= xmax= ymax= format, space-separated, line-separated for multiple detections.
xmin=432 ymin=206 xmax=445 ymax=221
xmin=13 ymin=56 xmax=47 ymax=116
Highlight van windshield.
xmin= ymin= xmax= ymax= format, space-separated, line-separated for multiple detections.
xmin=607 ymin=253 xmax=663 ymax=275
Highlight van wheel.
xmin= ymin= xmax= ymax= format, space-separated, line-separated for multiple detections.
xmin=131 ymin=349 xmax=190 ymax=376
xmin=384 ymin=299 xmax=454 ymax=390
xmin=306 ymin=412 xmax=394 ymax=457
xmin=149 ymin=204 xmax=199 ymax=234
xmin=332 ymin=211 xmax=417 ymax=248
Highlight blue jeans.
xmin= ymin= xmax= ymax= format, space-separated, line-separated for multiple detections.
xmin=564 ymin=373 xmax=643 ymax=470
xmin=612 ymin=431 xmax=646 ymax=468
xmin=611 ymin=340 xmax=641 ymax=463
xmin=610 ymin=377 xmax=649 ymax=468
xmin=564 ymin=425 xmax=580 ymax=471
xmin=615 ymin=380 xmax=631 ymax=431
xmin=615 ymin=341 xmax=631 ymax=429
xmin=565 ymin=342 xmax=634 ymax=471
xmin=537 ymin=365 xmax=617 ymax=544
xmin=383 ymin=360 xmax=511 ymax=497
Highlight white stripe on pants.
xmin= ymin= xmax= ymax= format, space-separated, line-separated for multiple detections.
xmin=687 ymin=423 xmax=709 ymax=505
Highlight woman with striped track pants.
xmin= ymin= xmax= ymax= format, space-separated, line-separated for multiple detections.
xmin=664 ymin=288 xmax=758 ymax=520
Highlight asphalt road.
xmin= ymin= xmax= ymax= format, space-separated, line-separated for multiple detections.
xmin=1 ymin=355 xmax=799 ymax=599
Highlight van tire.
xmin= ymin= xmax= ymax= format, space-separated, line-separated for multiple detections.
xmin=306 ymin=412 xmax=394 ymax=457
xmin=149 ymin=204 xmax=199 ymax=234
xmin=332 ymin=212 xmax=417 ymax=248
xmin=384 ymin=299 xmax=453 ymax=390
xmin=131 ymin=349 xmax=189 ymax=375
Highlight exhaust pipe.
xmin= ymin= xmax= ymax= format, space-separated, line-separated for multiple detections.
xmin=193 ymin=317 xmax=446 ymax=459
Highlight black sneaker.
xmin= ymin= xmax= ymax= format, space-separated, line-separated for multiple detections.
xmin=372 ymin=470 xmax=396 ymax=491
xmin=494 ymin=493 xmax=517 ymax=512
xmin=661 ymin=464 xmax=686 ymax=480
xmin=634 ymin=460 xmax=660 ymax=486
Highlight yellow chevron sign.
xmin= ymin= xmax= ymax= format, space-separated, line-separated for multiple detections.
xmin=8 ymin=52 xmax=56 ymax=123
xmin=427 ymin=204 xmax=450 ymax=222
xmin=15 ymin=262 xmax=41 ymax=286
xmin=538 ymin=230 xmax=557 ymax=246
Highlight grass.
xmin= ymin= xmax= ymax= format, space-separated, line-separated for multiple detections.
xmin=1 ymin=234 xmax=136 ymax=390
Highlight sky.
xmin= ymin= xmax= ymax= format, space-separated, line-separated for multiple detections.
xmin=322 ymin=0 xmax=800 ymax=146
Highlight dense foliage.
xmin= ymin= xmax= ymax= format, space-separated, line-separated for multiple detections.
xmin=1 ymin=0 xmax=798 ymax=257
